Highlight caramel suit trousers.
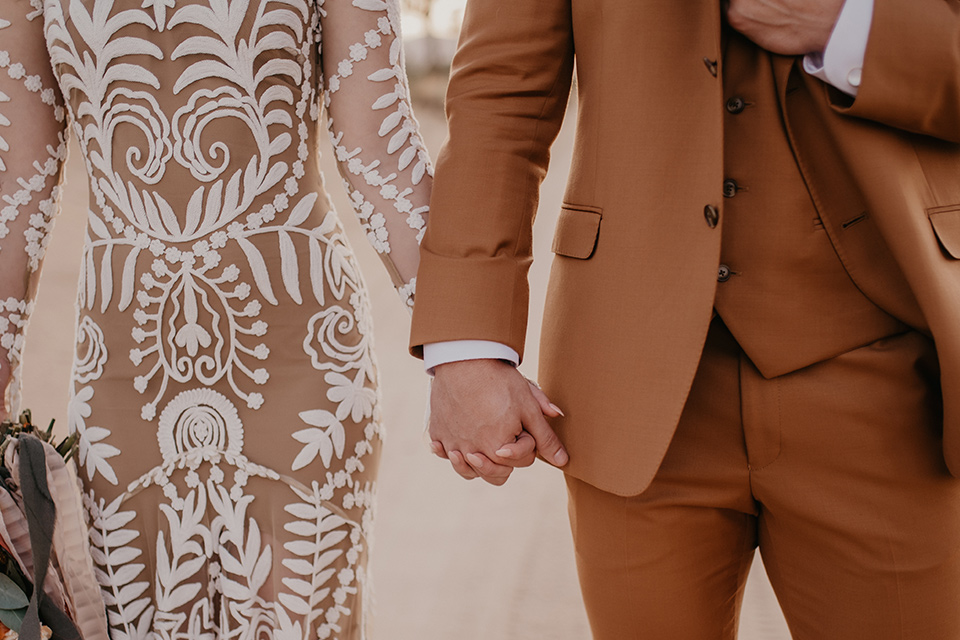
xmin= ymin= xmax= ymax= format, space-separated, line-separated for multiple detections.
xmin=567 ymin=320 xmax=960 ymax=639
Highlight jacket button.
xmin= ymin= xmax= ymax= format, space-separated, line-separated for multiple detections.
xmin=726 ymin=96 xmax=746 ymax=114
xmin=703 ymin=57 xmax=718 ymax=77
xmin=723 ymin=179 xmax=739 ymax=198
xmin=717 ymin=264 xmax=731 ymax=282
xmin=703 ymin=204 xmax=719 ymax=228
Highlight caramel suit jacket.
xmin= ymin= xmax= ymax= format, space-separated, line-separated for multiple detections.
xmin=410 ymin=0 xmax=960 ymax=496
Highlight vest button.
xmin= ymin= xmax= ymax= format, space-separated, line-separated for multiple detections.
xmin=717 ymin=264 xmax=731 ymax=282
xmin=726 ymin=96 xmax=746 ymax=114
xmin=703 ymin=204 xmax=719 ymax=228
xmin=723 ymin=179 xmax=739 ymax=198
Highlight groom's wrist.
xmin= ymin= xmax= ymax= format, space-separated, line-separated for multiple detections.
xmin=422 ymin=340 xmax=520 ymax=375
xmin=802 ymin=0 xmax=873 ymax=96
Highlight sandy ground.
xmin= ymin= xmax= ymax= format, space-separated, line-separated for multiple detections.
xmin=18 ymin=87 xmax=792 ymax=639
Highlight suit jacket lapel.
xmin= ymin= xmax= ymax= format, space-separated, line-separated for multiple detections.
xmin=772 ymin=54 xmax=797 ymax=108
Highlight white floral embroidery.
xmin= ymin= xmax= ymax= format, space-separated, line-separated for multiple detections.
xmin=326 ymin=4 xmax=430 ymax=257
xmin=326 ymin=371 xmax=377 ymax=423
xmin=292 ymin=409 xmax=345 ymax=470
xmin=69 ymin=383 xmax=122 ymax=486
xmin=0 ymin=297 xmax=32 ymax=416
xmin=0 ymin=12 xmax=66 ymax=265
xmin=75 ymin=315 xmax=109 ymax=383
xmin=157 ymin=388 xmax=243 ymax=462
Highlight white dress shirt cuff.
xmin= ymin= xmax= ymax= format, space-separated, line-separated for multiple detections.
xmin=422 ymin=340 xmax=520 ymax=374
xmin=802 ymin=0 xmax=874 ymax=97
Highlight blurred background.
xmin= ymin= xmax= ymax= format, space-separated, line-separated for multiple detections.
xmin=19 ymin=1 xmax=792 ymax=638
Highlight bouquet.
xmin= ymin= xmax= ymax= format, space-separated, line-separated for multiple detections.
xmin=0 ymin=411 xmax=108 ymax=640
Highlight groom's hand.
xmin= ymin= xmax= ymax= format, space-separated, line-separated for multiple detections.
xmin=724 ymin=0 xmax=845 ymax=55
xmin=428 ymin=359 xmax=568 ymax=486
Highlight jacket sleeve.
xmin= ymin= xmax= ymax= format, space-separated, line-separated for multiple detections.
xmin=408 ymin=0 xmax=575 ymax=360
xmin=0 ymin=0 xmax=69 ymax=418
xmin=833 ymin=0 xmax=960 ymax=142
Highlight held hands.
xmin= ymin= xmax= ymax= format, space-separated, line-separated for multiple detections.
xmin=724 ymin=0 xmax=845 ymax=55
xmin=428 ymin=359 xmax=568 ymax=486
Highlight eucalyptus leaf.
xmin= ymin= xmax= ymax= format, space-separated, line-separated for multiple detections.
xmin=0 ymin=559 xmax=29 ymax=600
xmin=0 ymin=573 xmax=29 ymax=609
xmin=0 ymin=604 xmax=25 ymax=632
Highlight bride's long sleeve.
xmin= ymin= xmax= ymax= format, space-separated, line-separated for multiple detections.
xmin=319 ymin=0 xmax=432 ymax=309
xmin=0 ymin=0 xmax=69 ymax=417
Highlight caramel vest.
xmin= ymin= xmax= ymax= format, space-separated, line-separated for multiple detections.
xmin=713 ymin=32 xmax=907 ymax=378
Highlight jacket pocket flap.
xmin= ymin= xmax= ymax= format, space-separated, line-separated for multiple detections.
xmin=552 ymin=205 xmax=602 ymax=259
xmin=929 ymin=204 xmax=960 ymax=258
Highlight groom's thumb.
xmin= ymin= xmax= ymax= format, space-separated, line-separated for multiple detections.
xmin=524 ymin=412 xmax=569 ymax=467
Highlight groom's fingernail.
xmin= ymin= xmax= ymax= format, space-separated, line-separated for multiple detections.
xmin=554 ymin=449 xmax=569 ymax=466
xmin=549 ymin=403 xmax=565 ymax=417
xmin=465 ymin=453 xmax=485 ymax=469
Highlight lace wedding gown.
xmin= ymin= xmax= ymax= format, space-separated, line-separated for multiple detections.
xmin=0 ymin=0 xmax=430 ymax=635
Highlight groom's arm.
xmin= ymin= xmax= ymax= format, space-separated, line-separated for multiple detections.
xmin=410 ymin=0 xmax=575 ymax=359
xmin=728 ymin=0 xmax=960 ymax=142
xmin=410 ymin=0 xmax=575 ymax=483
xmin=831 ymin=0 xmax=960 ymax=142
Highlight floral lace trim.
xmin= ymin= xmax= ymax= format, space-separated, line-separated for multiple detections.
xmin=398 ymin=276 xmax=415 ymax=310
xmin=0 ymin=24 xmax=68 ymax=269
xmin=0 ymin=297 xmax=33 ymax=416
xmin=324 ymin=10 xmax=430 ymax=258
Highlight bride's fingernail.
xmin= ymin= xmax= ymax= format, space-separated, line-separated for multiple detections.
xmin=549 ymin=403 xmax=565 ymax=417
xmin=465 ymin=453 xmax=485 ymax=469
xmin=554 ymin=449 xmax=569 ymax=466
xmin=495 ymin=447 xmax=512 ymax=457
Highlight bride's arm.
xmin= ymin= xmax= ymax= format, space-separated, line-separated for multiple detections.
xmin=319 ymin=0 xmax=432 ymax=310
xmin=0 ymin=0 xmax=70 ymax=419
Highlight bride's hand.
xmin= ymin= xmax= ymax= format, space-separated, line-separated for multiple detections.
xmin=493 ymin=377 xmax=564 ymax=462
